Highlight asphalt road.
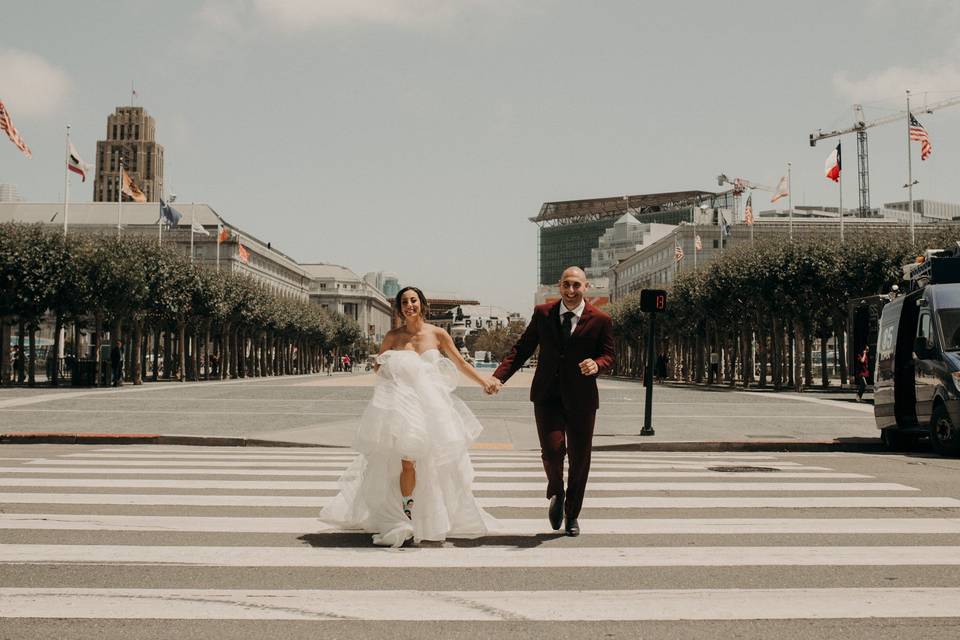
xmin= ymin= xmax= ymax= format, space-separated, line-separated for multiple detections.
xmin=1 ymin=445 xmax=960 ymax=638
xmin=0 ymin=372 xmax=878 ymax=448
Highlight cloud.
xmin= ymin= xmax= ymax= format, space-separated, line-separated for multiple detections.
xmin=253 ymin=0 xmax=473 ymax=31
xmin=833 ymin=62 xmax=960 ymax=105
xmin=0 ymin=49 xmax=70 ymax=118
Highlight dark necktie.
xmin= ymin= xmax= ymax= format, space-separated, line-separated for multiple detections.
xmin=561 ymin=311 xmax=574 ymax=344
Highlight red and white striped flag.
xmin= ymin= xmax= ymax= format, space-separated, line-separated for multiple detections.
xmin=694 ymin=234 xmax=702 ymax=251
xmin=674 ymin=239 xmax=684 ymax=263
xmin=0 ymin=100 xmax=32 ymax=158
xmin=217 ymin=225 xmax=231 ymax=244
xmin=744 ymin=193 xmax=754 ymax=225
xmin=910 ymin=113 xmax=932 ymax=161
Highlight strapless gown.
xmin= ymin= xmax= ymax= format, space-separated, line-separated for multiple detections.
xmin=319 ymin=349 xmax=498 ymax=546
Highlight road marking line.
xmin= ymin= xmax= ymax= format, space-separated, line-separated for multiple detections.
xmin=0 ymin=478 xmax=914 ymax=491
xmin=1 ymin=515 xmax=955 ymax=534
xmin=21 ymin=459 xmax=834 ymax=471
xmin=1 ymin=494 xmax=951 ymax=509
xmin=1 ymin=587 xmax=958 ymax=620
xmin=0 ymin=467 xmax=870 ymax=479
xmin=3 ymin=544 xmax=960 ymax=567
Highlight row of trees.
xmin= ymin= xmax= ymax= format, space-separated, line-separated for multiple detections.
xmin=0 ymin=223 xmax=366 ymax=386
xmin=608 ymin=228 xmax=960 ymax=390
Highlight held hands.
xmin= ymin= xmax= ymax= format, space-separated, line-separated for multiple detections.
xmin=483 ymin=376 xmax=503 ymax=395
xmin=579 ymin=358 xmax=599 ymax=376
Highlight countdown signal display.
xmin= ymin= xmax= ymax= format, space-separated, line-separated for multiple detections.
xmin=640 ymin=289 xmax=667 ymax=313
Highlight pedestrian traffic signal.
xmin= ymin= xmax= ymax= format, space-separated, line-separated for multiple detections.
xmin=640 ymin=289 xmax=667 ymax=313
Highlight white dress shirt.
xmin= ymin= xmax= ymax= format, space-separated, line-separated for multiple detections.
xmin=561 ymin=299 xmax=586 ymax=336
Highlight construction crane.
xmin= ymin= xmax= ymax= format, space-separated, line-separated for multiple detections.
xmin=716 ymin=174 xmax=775 ymax=223
xmin=809 ymin=96 xmax=960 ymax=217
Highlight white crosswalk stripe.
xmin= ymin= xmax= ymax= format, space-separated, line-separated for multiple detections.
xmin=1 ymin=446 xmax=959 ymax=624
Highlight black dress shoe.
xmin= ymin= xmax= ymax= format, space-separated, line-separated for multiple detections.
xmin=548 ymin=492 xmax=565 ymax=530
xmin=565 ymin=517 xmax=580 ymax=537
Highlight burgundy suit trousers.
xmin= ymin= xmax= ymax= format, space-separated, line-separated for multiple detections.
xmin=533 ymin=398 xmax=597 ymax=520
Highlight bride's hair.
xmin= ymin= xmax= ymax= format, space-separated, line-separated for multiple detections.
xmin=394 ymin=286 xmax=429 ymax=319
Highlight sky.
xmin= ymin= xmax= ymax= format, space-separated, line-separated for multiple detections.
xmin=2 ymin=0 xmax=960 ymax=313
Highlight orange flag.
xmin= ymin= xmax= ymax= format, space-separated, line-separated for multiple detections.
xmin=238 ymin=242 xmax=250 ymax=264
xmin=121 ymin=169 xmax=147 ymax=202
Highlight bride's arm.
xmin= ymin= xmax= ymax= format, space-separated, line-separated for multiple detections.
xmin=373 ymin=331 xmax=396 ymax=372
xmin=436 ymin=328 xmax=496 ymax=392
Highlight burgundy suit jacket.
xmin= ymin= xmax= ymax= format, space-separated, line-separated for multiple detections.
xmin=493 ymin=300 xmax=615 ymax=411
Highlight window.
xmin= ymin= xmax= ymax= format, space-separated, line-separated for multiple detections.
xmin=713 ymin=240 xmax=719 ymax=249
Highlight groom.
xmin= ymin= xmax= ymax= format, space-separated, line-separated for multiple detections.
xmin=490 ymin=266 xmax=614 ymax=536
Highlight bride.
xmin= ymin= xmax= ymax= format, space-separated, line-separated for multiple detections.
xmin=319 ymin=286 xmax=501 ymax=547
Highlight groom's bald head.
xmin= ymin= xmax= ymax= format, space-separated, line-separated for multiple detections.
xmin=559 ymin=266 xmax=588 ymax=309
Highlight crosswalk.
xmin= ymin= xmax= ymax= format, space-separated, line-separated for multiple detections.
xmin=2 ymin=445 xmax=960 ymax=627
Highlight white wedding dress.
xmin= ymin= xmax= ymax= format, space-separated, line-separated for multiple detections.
xmin=319 ymin=348 xmax=498 ymax=546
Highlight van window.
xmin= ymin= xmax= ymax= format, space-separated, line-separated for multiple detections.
xmin=939 ymin=308 xmax=960 ymax=351
xmin=917 ymin=311 xmax=931 ymax=343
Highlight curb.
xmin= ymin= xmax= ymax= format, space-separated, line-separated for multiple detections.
xmin=0 ymin=432 xmax=888 ymax=453
xmin=0 ymin=433 xmax=344 ymax=448
xmin=592 ymin=439 xmax=886 ymax=453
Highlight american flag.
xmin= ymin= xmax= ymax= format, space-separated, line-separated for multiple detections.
xmin=744 ymin=193 xmax=754 ymax=225
xmin=0 ymin=100 xmax=32 ymax=158
xmin=674 ymin=239 xmax=684 ymax=263
xmin=695 ymin=234 xmax=702 ymax=251
xmin=909 ymin=113 xmax=932 ymax=161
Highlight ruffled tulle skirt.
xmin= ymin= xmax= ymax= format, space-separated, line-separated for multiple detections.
xmin=319 ymin=349 xmax=498 ymax=546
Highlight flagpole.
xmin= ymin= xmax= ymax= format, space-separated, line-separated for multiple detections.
xmin=907 ymin=90 xmax=915 ymax=245
xmin=190 ymin=204 xmax=195 ymax=263
xmin=62 ymin=125 xmax=70 ymax=237
xmin=839 ymin=157 xmax=844 ymax=243
xmin=117 ymin=158 xmax=123 ymax=238
xmin=693 ymin=222 xmax=698 ymax=272
xmin=787 ymin=162 xmax=793 ymax=240
xmin=158 ymin=201 xmax=163 ymax=246
xmin=216 ymin=224 xmax=221 ymax=272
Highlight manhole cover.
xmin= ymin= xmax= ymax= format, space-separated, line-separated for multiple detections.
xmin=708 ymin=466 xmax=781 ymax=473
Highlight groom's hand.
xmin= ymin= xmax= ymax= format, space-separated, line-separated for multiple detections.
xmin=483 ymin=376 xmax=503 ymax=395
xmin=579 ymin=358 xmax=599 ymax=376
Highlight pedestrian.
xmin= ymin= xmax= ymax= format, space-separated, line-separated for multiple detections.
xmin=110 ymin=339 xmax=124 ymax=387
xmin=709 ymin=351 xmax=720 ymax=384
xmin=320 ymin=286 xmax=499 ymax=547
xmin=13 ymin=346 xmax=25 ymax=384
xmin=490 ymin=266 xmax=615 ymax=537
xmin=655 ymin=353 xmax=667 ymax=383
xmin=856 ymin=345 xmax=870 ymax=402
xmin=325 ymin=352 xmax=333 ymax=376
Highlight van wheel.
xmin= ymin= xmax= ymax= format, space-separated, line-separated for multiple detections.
xmin=930 ymin=404 xmax=960 ymax=457
xmin=881 ymin=428 xmax=916 ymax=451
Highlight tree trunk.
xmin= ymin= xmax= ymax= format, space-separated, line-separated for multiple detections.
xmin=0 ymin=318 xmax=10 ymax=385
xmin=93 ymin=314 xmax=102 ymax=386
xmin=151 ymin=328 xmax=159 ymax=381
xmin=838 ymin=324 xmax=849 ymax=387
xmin=51 ymin=314 xmax=62 ymax=387
xmin=792 ymin=325 xmax=802 ymax=392
xmin=27 ymin=324 xmax=37 ymax=387
xmin=758 ymin=325 xmax=768 ymax=388
xmin=820 ymin=334 xmax=829 ymax=388
xmin=803 ymin=328 xmax=813 ymax=388
xmin=132 ymin=320 xmax=143 ymax=385
xmin=204 ymin=326 xmax=211 ymax=380
xmin=230 ymin=328 xmax=239 ymax=379
xmin=163 ymin=330 xmax=173 ymax=379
